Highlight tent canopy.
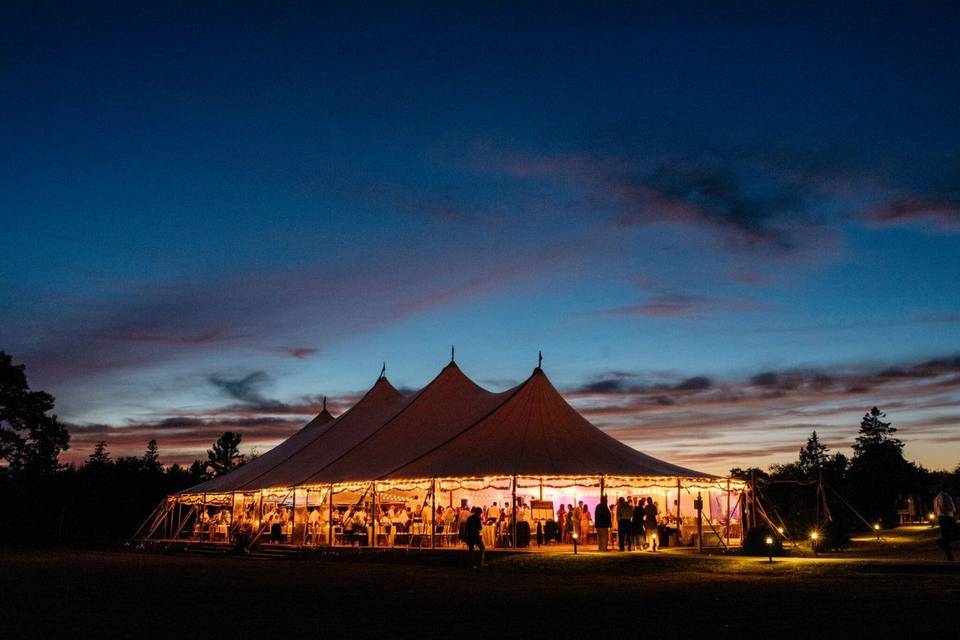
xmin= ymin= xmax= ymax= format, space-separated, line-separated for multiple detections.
xmin=183 ymin=362 xmax=714 ymax=495
xmin=386 ymin=367 xmax=707 ymax=479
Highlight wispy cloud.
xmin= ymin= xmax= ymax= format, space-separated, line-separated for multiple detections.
xmin=865 ymin=193 xmax=960 ymax=231
xmin=568 ymin=355 xmax=960 ymax=473
xmin=208 ymin=371 xmax=274 ymax=405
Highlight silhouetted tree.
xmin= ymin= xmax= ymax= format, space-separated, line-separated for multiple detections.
xmin=86 ymin=441 xmax=111 ymax=466
xmin=206 ymin=432 xmax=243 ymax=477
xmin=849 ymin=407 xmax=913 ymax=527
xmin=142 ymin=439 xmax=161 ymax=473
xmin=0 ymin=352 xmax=70 ymax=473
xmin=798 ymin=431 xmax=829 ymax=479
xmin=852 ymin=407 xmax=904 ymax=457
xmin=189 ymin=459 xmax=208 ymax=481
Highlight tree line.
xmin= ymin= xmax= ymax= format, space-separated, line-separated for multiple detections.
xmin=732 ymin=407 xmax=960 ymax=551
xmin=0 ymin=352 xmax=251 ymax=545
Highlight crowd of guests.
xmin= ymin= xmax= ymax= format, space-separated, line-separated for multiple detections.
xmin=556 ymin=495 xmax=664 ymax=552
xmin=192 ymin=493 xmax=671 ymax=554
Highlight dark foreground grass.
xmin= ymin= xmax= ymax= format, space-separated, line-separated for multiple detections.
xmin=1 ymin=544 xmax=957 ymax=639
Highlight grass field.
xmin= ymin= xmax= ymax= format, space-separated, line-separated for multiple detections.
xmin=2 ymin=526 xmax=956 ymax=639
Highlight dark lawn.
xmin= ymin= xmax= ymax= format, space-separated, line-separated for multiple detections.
xmin=2 ymin=530 xmax=957 ymax=639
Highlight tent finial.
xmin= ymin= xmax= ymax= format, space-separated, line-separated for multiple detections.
xmin=322 ymin=396 xmax=327 ymax=411
xmin=538 ymin=350 xmax=543 ymax=369
xmin=451 ymin=345 xmax=455 ymax=363
xmin=379 ymin=362 xmax=386 ymax=379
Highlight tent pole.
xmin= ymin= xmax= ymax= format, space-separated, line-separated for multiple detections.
xmin=600 ymin=475 xmax=605 ymax=498
xmin=291 ymin=488 xmax=296 ymax=546
xmin=257 ymin=490 xmax=264 ymax=543
xmin=511 ymin=475 xmax=517 ymax=548
xmin=431 ymin=478 xmax=437 ymax=549
xmin=676 ymin=478 xmax=682 ymax=538
xmin=328 ymin=484 xmax=334 ymax=547
xmin=200 ymin=493 xmax=207 ymax=542
xmin=371 ymin=482 xmax=377 ymax=548
xmin=725 ymin=478 xmax=732 ymax=547
xmin=539 ymin=477 xmax=543 ymax=502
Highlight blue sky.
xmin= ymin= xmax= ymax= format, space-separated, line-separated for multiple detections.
xmin=2 ymin=2 xmax=959 ymax=472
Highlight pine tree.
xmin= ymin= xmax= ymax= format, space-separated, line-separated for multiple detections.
xmin=798 ymin=431 xmax=829 ymax=479
xmin=853 ymin=407 xmax=903 ymax=457
xmin=205 ymin=432 xmax=243 ymax=477
xmin=86 ymin=441 xmax=111 ymax=466
xmin=188 ymin=459 xmax=207 ymax=481
xmin=849 ymin=407 xmax=911 ymax=526
xmin=142 ymin=439 xmax=161 ymax=472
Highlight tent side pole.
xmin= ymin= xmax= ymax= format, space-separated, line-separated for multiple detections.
xmin=371 ymin=481 xmax=377 ymax=548
xmin=600 ymin=475 xmax=605 ymax=498
xmin=676 ymin=478 xmax=682 ymax=540
xmin=431 ymin=478 xmax=437 ymax=549
xmin=511 ymin=475 xmax=517 ymax=548
xmin=257 ymin=490 xmax=263 ymax=542
xmin=200 ymin=493 xmax=207 ymax=541
xmin=539 ymin=477 xmax=543 ymax=502
xmin=328 ymin=484 xmax=334 ymax=547
xmin=725 ymin=478 xmax=732 ymax=547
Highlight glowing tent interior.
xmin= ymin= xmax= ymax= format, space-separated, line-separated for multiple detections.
xmin=135 ymin=361 xmax=747 ymax=551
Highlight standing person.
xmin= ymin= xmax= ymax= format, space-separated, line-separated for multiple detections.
xmin=557 ymin=504 xmax=567 ymax=544
xmin=632 ymin=497 xmax=646 ymax=550
xmin=616 ymin=497 xmax=633 ymax=552
xmin=644 ymin=497 xmax=659 ymax=552
xmin=565 ymin=503 xmax=575 ymax=543
xmin=595 ymin=495 xmax=612 ymax=552
xmin=466 ymin=507 xmax=485 ymax=568
xmin=580 ymin=503 xmax=591 ymax=545
xmin=933 ymin=485 xmax=957 ymax=561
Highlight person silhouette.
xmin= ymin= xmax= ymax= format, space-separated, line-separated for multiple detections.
xmin=466 ymin=506 xmax=485 ymax=568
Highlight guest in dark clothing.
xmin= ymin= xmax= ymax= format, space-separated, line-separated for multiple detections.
xmin=594 ymin=495 xmax=612 ymax=551
xmin=644 ymin=497 xmax=659 ymax=551
xmin=466 ymin=507 xmax=485 ymax=568
xmin=616 ymin=497 xmax=633 ymax=551
xmin=632 ymin=497 xmax=646 ymax=550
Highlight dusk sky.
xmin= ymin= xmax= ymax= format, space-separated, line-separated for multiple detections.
xmin=3 ymin=2 xmax=959 ymax=474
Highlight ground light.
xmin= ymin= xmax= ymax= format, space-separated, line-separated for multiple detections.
xmin=874 ymin=523 xmax=881 ymax=541
xmin=572 ymin=531 xmax=579 ymax=555
xmin=810 ymin=531 xmax=819 ymax=556
xmin=765 ymin=536 xmax=774 ymax=563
